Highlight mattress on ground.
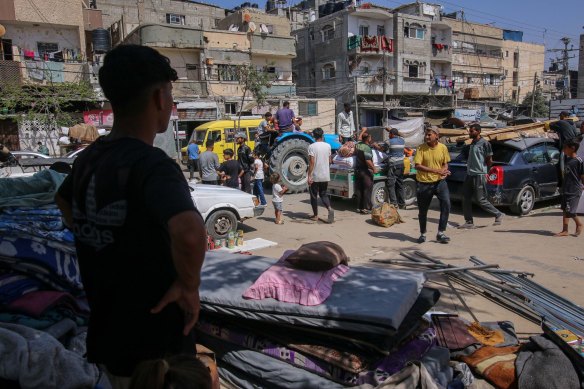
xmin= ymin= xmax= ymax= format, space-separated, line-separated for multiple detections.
xmin=198 ymin=332 xmax=347 ymax=389
xmin=200 ymin=252 xmax=426 ymax=335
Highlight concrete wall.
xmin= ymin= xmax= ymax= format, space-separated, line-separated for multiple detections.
xmin=394 ymin=13 xmax=432 ymax=95
xmin=501 ymin=40 xmax=545 ymax=102
xmin=217 ymin=8 xmax=291 ymax=36
xmin=136 ymin=24 xmax=204 ymax=48
xmin=5 ymin=0 xmax=86 ymax=56
xmin=1 ymin=22 xmax=82 ymax=58
xmin=252 ymin=55 xmax=293 ymax=82
xmin=205 ymin=31 xmax=250 ymax=51
xmin=156 ymin=47 xmax=200 ymax=79
xmin=96 ymin=0 xmax=225 ymax=31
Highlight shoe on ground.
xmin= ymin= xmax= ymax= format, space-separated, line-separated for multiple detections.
xmin=327 ymin=209 xmax=335 ymax=224
xmin=494 ymin=213 xmax=505 ymax=225
xmin=360 ymin=209 xmax=371 ymax=215
xmin=398 ymin=205 xmax=407 ymax=210
xmin=356 ymin=208 xmax=362 ymax=213
xmin=458 ymin=222 xmax=476 ymax=229
xmin=436 ymin=233 xmax=450 ymax=244
xmin=417 ymin=235 xmax=426 ymax=244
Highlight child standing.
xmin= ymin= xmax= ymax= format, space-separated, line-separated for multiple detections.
xmin=252 ymin=151 xmax=267 ymax=206
xmin=218 ymin=149 xmax=242 ymax=189
xmin=270 ymin=173 xmax=287 ymax=224
xmin=555 ymin=139 xmax=584 ymax=237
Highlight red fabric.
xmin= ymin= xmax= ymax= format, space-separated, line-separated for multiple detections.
xmin=381 ymin=36 xmax=393 ymax=52
xmin=8 ymin=291 xmax=88 ymax=318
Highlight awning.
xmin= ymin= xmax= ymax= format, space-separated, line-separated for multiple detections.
xmin=177 ymin=101 xmax=218 ymax=110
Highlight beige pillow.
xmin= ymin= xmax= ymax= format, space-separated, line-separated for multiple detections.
xmin=285 ymin=241 xmax=349 ymax=271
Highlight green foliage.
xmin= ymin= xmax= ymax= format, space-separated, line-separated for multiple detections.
xmin=520 ymin=89 xmax=549 ymax=118
xmin=0 ymin=81 xmax=96 ymax=127
xmin=235 ymin=64 xmax=276 ymax=127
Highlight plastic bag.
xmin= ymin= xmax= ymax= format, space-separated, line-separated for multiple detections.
xmin=371 ymin=202 xmax=404 ymax=227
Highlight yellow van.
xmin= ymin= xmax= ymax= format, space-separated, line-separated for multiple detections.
xmin=181 ymin=118 xmax=262 ymax=164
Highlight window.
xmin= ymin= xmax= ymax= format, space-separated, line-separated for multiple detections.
xmin=405 ymin=24 xmax=425 ymax=39
xmin=523 ymin=144 xmax=548 ymax=164
xmin=224 ymin=128 xmax=236 ymax=142
xmin=377 ymin=25 xmax=385 ymax=36
xmin=209 ymin=130 xmax=222 ymax=142
xmin=359 ymin=25 xmax=369 ymax=36
xmin=513 ymin=52 xmax=519 ymax=68
xmin=37 ymin=42 xmax=58 ymax=56
xmin=512 ymin=71 xmax=518 ymax=87
xmin=505 ymin=50 xmax=509 ymax=57
xmin=299 ymin=101 xmax=318 ymax=116
xmin=1 ymin=39 xmax=13 ymax=60
xmin=359 ymin=65 xmax=370 ymax=75
xmin=214 ymin=18 xmax=221 ymax=28
xmin=224 ymin=103 xmax=237 ymax=115
xmin=166 ymin=13 xmax=186 ymax=25
xmin=323 ymin=64 xmax=335 ymax=79
xmin=322 ymin=25 xmax=334 ymax=41
xmin=218 ymin=64 xmax=239 ymax=81
xmin=408 ymin=65 xmax=419 ymax=78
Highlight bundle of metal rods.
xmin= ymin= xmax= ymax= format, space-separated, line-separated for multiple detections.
xmin=371 ymin=251 xmax=584 ymax=338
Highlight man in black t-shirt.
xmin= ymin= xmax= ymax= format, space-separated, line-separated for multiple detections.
xmin=550 ymin=111 xmax=579 ymax=148
xmin=219 ymin=148 xmax=242 ymax=189
xmin=236 ymin=132 xmax=254 ymax=193
xmin=55 ymin=45 xmax=207 ymax=383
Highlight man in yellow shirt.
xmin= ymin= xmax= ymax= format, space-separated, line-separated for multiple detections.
xmin=414 ymin=126 xmax=451 ymax=243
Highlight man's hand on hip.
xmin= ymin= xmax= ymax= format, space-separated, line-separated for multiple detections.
xmin=151 ymin=280 xmax=200 ymax=336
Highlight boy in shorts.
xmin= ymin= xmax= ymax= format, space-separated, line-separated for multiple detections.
xmin=270 ymin=172 xmax=287 ymax=224
xmin=555 ymin=139 xmax=584 ymax=237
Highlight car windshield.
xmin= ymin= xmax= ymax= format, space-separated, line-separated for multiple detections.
xmin=491 ymin=144 xmax=516 ymax=164
xmin=194 ymin=130 xmax=206 ymax=144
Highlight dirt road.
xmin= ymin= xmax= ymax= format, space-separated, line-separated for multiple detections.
xmin=238 ymin=192 xmax=584 ymax=335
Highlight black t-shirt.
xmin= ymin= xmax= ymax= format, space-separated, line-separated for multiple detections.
xmin=550 ymin=120 xmax=579 ymax=146
xmin=237 ymin=144 xmax=254 ymax=172
xmin=219 ymin=159 xmax=241 ymax=188
xmin=58 ymin=137 xmax=198 ymax=376
xmin=564 ymin=156 xmax=584 ymax=198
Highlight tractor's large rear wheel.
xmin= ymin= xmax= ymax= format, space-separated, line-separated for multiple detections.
xmin=269 ymin=138 xmax=311 ymax=193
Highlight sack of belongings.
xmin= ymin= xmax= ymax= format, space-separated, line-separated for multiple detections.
xmin=371 ymin=202 xmax=404 ymax=227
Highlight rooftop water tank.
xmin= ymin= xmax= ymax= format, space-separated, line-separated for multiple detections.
xmin=92 ymin=28 xmax=111 ymax=54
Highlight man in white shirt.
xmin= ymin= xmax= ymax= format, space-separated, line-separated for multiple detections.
xmin=337 ymin=103 xmax=356 ymax=144
xmin=307 ymin=127 xmax=334 ymax=223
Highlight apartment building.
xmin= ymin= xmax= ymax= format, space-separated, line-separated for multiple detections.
xmin=95 ymin=0 xmax=226 ymax=45
xmin=293 ymin=2 xmax=452 ymax=127
xmin=501 ymin=31 xmax=545 ymax=103
xmin=0 ymin=0 xmax=90 ymax=85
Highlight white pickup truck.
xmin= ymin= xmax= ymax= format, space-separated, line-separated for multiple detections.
xmin=188 ymin=182 xmax=265 ymax=240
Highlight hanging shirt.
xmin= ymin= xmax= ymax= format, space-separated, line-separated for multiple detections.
xmin=337 ymin=111 xmax=356 ymax=138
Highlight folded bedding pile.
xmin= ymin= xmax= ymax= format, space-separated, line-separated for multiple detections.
xmin=196 ymin=250 xmax=450 ymax=388
xmin=0 ymin=171 xmax=99 ymax=388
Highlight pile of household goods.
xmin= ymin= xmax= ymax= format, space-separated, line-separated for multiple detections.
xmin=0 ymin=170 xmax=100 ymax=388
xmin=197 ymin=243 xmax=584 ymax=389
xmin=438 ymin=122 xmax=549 ymax=145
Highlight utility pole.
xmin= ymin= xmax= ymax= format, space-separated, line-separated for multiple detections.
xmin=530 ymin=72 xmax=537 ymax=117
xmin=382 ymin=48 xmax=387 ymax=127
xmin=547 ymin=37 xmax=577 ymax=99
xmin=353 ymin=75 xmax=360 ymax=130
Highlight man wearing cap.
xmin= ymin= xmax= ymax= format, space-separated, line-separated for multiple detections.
xmin=382 ymin=127 xmax=406 ymax=209
xmin=550 ymin=111 xmax=579 ymax=149
xmin=458 ymin=123 xmax=504 ymax=229
xmin=236 ymin=131 xmax=254 ymax=193
xmin=414 ymin=126 xmax=451 ymax=244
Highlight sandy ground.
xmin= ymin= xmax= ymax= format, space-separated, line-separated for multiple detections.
xmin=232 ymin=189 xmax=584 ymax=337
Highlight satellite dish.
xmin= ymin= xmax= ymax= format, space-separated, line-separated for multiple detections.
xmin=248 ymin=22 xmax=256 ymax=33
xmin=260 ymin=23 xmax=269 ymax=34
xmin=229 ymin=24 xmax=239 ymax=32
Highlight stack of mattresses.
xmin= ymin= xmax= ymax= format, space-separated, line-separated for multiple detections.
xmin=196 ymin=251 xmax=450 ymax=388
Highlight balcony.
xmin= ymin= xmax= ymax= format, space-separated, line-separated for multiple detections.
xmin=251 ymin=35 xmax=296 ymax=57
xmin=431 ymin=78 xmax=454 ymax=96
xmin=173 ymin=80 xmax=208 ymax=98
xmin=347 ymin=35 xmax=394 ymax=55
xmin=356 ymin=75 xmax=393 ymax=95
xmin=431 ymin=44 xmax=451 ymax=62
xmin=452 ymin=51 xmax=502 ymax=70
xmin=462 ymin=84 xmax=503 ymax=100
xmin=262 ymin=83 xmax=296 ymax=96
xmin=20 ymin=61 xmax=90 ymax=85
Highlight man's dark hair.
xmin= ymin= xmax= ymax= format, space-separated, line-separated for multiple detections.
xmin=99 ymin=45 xmax=178 ymax=115
xmin=389 ymin=128 xmax=399 ymax=136
xmin=560 ymin=111 xmax=570 ymax=117
xmin=469 ymin=123 xmax=482 ymax=132
xmin=312 ymin=127 xmax=324 ymax=139
xmin=205 ymin=140 xmax=214 ymax=148
xmin=344 ymin=103 xmax=351 ymax=109
xmin=283 ymin=101 xmax=290 ymax=107
xmin=264 ymin=112 xmax=272 ymax=118
xmin=223 ymin=148 xmax=234 ymax=157
xmin=565 ymin=138 xmax=580 ymax=152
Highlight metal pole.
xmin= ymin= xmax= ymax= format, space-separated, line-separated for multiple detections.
xmin=353 ymin=75 xmax=360 ymax=130
xmin=382 ymin=48 xmax=387 ymax=127
xmin=530 ymin=72 xmax=537 ymax=117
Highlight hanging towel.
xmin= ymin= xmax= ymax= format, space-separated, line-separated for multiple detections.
xmin=45 ymin=62 xmax=65 ymax=83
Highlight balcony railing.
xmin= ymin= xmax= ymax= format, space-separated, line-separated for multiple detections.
xmin=431 ymin=43 xmax=452 ymax=61
xmin=173 ymin=80 xmax=208 ymax=98
xmin=347 ymin=35 xmax=393 ymax=54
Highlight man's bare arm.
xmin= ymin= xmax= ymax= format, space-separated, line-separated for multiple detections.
xmin=152 ymin=210 xmax=207 ymax=335
xmin=307 ymin=155 xmax=315 ymax=184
